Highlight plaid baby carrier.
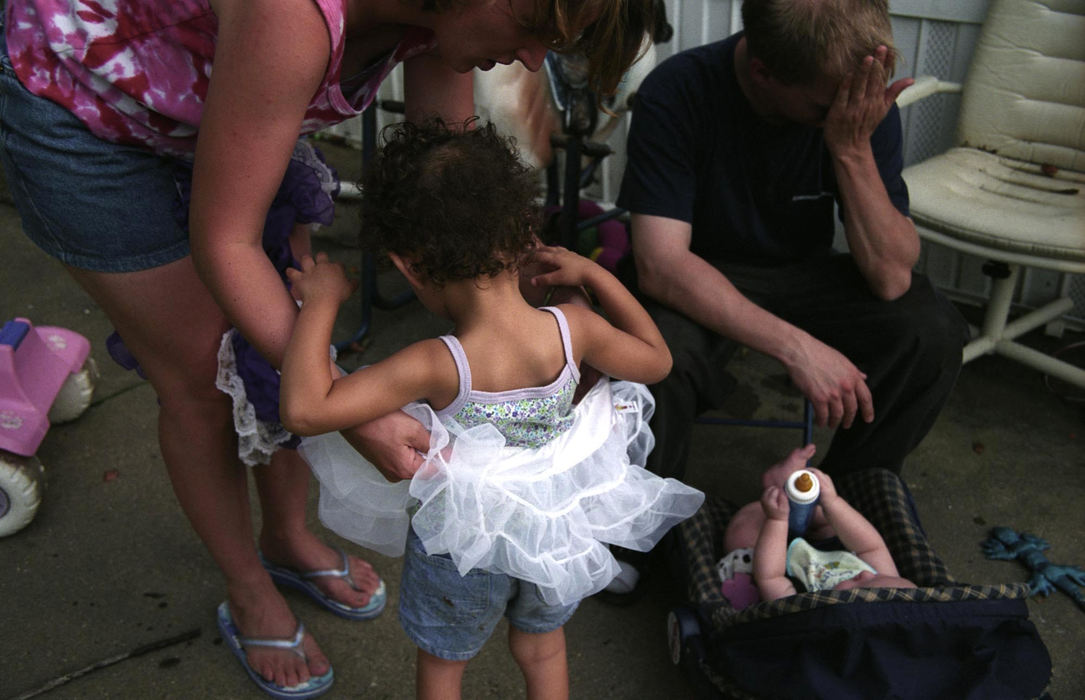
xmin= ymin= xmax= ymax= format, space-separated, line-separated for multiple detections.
xmin=666 ymin=469 xmax=1051 ymax=699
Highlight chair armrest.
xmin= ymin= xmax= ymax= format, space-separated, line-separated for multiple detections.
xmin=896 ymin=75 xmax=962 ymax=108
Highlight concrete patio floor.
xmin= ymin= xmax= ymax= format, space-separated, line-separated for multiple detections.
xmin=2 ymin=143 xmax=1083 ymax=699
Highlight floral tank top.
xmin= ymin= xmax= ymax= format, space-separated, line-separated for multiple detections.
xmin=435 ymin=307 xmax=581 ymax=449
xmin=4 ymin=0 xmax=435 ymax=157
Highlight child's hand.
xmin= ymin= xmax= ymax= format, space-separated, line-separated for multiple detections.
xmin=287 ymin=253 xmax=354 ymax=305
xmin=528 ymin=244 xmax=601 ymax=291
xmin=808 ymin=467 xmax=838 ymax=504
xmin=760 ymin=486 xmax=790 ymax=521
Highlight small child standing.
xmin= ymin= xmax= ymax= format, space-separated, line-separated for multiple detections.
xmin=279 ymin=120 xmax=704 ymax=699
xmin=721 ymin=445 xmax=915 ymax=605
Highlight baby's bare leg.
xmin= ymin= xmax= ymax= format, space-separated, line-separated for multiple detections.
xmin=760 ymin=444 xmax=817 ymax=490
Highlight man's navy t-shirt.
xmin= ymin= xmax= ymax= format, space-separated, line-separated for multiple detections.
xmin=617 ymin=33 xmax=909 ymax=266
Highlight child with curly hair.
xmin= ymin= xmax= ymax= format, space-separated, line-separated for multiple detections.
xmin=279 ymin=119 xmax=704 ymax=699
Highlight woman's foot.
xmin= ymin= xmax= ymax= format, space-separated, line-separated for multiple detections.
xmin=226 ymin=577 xmax=330 ymax=688
xmin=259 ymin=530 xmax=382 ymax=611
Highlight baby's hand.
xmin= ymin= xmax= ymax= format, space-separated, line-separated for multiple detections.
xmin=807 ymin=468 xmax=838 ymax=503
xmin=528 ymin=244 xmax=601 ymax=291
xmin=760 ymin=486 xmax=790 ymax=521
xmin=287 ymin=253 xmax=354 ymax=305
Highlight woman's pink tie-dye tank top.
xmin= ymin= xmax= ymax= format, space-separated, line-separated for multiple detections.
xmin=5 ymin=0 xmax=435 ymax=157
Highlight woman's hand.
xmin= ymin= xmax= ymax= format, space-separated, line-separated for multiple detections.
xmin=339 ymin=411 xmax=430 ymax=482
xmin=286 ymin=253 xmax=355 ymax=306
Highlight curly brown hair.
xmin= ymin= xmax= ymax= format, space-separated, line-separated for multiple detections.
xmin=359 ymin=119 xmax=540 ymax=286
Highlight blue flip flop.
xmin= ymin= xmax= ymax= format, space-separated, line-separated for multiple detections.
xmin=216 ymin=602 xmax=334 ymax=700
xmin=261 ymin=547 xmax=387 ymax=621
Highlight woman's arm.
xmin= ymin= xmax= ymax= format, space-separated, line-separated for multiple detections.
xmin=191 ymin=0 xmax=330 ymax=367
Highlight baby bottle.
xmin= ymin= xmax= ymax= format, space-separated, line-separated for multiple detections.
xmin=785 ymin=469 xmax=820 ymax=537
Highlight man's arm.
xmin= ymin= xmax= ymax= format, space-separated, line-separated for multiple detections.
xmin=825 ymin=46 xmax=919 ymax=301
xmin=632 ymin=214 xmax=872 ymax=429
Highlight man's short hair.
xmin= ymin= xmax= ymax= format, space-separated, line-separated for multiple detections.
xmin=741 ymin=0 xmax=897 ymax=85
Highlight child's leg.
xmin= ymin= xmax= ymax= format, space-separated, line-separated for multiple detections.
xmin=416 ymin=649 xmax=469 ymax=700
xmin=399 ymin=528 xmax=509 ymax=699
xmin=508 ymin=626 xmax=569 ymax=700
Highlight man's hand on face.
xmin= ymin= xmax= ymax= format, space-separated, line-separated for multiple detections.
xmin=822 ymin=45 xmax=913 ymax=158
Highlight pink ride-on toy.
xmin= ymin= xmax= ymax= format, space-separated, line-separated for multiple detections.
xmin=0 ymin=318 xmax=98 ymax=537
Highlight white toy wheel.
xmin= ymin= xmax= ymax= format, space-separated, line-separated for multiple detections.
xmin=0 ymin=453 xmax=44 ymax=537
xmin=48 ymin=357 xmax=99 ymax=424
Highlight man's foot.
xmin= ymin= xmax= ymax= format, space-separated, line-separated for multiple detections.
xmin=225 ymin=581 xmax=331 ymax=690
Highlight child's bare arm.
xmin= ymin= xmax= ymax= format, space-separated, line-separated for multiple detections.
xmin=529 ymin=245 xmax=671 ymax=384
xmin=280 ymin=255 xmax=454 ymax=435
xmin=810 ymin=469 xmax=900 ymax=576
xmin=753 ymin=486 xmax=798 ymax=600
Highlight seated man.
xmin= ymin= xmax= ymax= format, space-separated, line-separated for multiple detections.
xmin=606 ymin=0 xmax=968 ymax=595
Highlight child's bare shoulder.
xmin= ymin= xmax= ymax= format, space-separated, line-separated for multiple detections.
xmin=553 ymin=302 xmax=601 ymax=326
xmin=400 ymin=337 xmax=456 ymax=366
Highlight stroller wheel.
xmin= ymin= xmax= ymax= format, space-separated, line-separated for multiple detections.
xmin=667 ymin=606 xmax=703 ymax=666
xmin=0 ymin=452 xmax=44 ymax=537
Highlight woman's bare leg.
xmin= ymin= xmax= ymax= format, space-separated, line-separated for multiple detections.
xmin=255 ymin=222 xmax=381 ymax=605
xmin=256 ymin=449 xmax=381 ymax=606
xmin=68 ymin=258 xmax=328 ymax=688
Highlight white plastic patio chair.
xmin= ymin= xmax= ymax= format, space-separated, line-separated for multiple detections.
xmin=898 ymin=0 xmax=1085 ymax=388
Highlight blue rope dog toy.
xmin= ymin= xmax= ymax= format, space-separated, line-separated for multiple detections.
xmin=982 ymin=526 xmax=1085 ymax=611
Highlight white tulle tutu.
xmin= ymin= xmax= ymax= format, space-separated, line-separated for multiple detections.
xmin=300 ymin=379 xmax=704 ymax=605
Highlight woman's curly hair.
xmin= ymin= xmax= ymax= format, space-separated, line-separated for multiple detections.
xmin=359 ymin=119 xmax=540 ymax=286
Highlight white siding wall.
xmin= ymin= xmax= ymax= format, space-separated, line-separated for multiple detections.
xmin=322 ymin=0 xmax=1083 ymax=327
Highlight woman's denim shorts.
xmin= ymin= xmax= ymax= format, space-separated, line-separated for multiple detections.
xmin=0 ymin=26 xmax=190 ymax=272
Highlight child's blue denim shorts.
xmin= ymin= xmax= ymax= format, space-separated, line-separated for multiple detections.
xmin=398 ymin=527 xmax=579 ymax=662
xmin=0 ymin=26 xmax=190 ymax=273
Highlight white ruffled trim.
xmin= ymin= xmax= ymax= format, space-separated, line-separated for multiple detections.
xmin=214 ymin=329 xmax=294 ymax=467
xmin=293 ymin=139 xmax=339 ymax=199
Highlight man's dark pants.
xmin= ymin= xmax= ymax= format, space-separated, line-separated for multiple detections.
xmin=640 ymin=253 xmax=969 ymax=480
